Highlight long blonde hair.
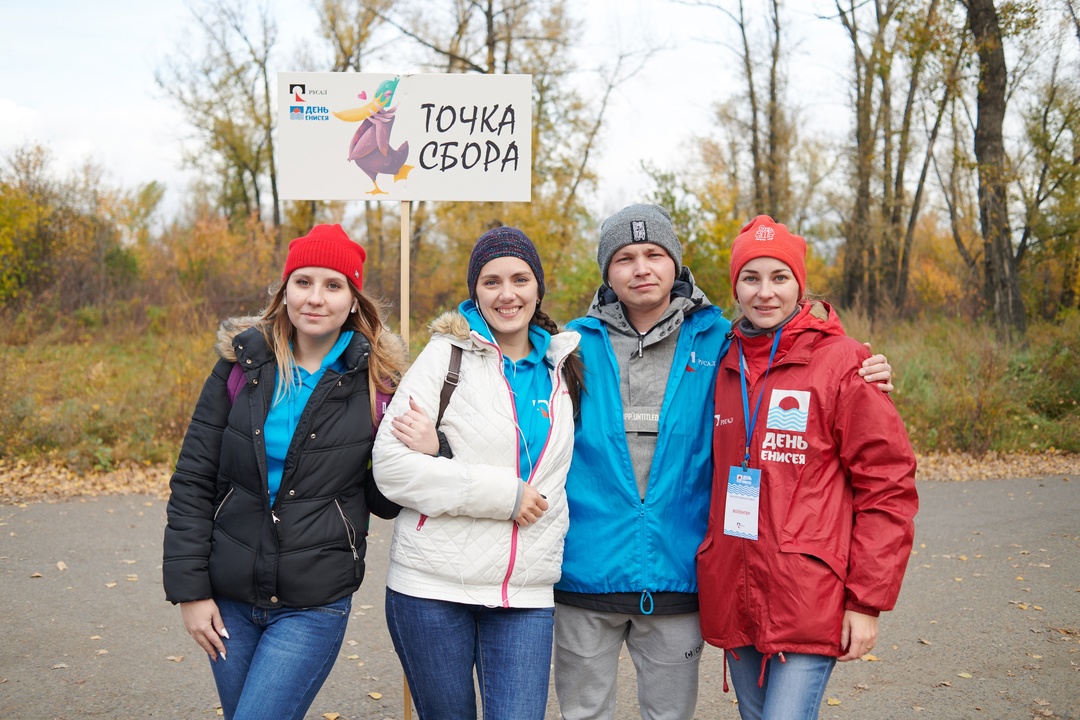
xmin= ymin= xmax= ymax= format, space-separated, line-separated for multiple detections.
xmin=258 ymin=281 xmax=405 ymax=415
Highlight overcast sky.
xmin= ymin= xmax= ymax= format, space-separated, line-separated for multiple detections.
xmin=0 ymin=0 xmax=854 ymax=220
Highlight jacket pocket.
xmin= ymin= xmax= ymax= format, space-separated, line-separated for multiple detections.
xmin=213 ymin=487 xmax=235 ymax=522
xmin=334 ymin=499 xmax=361 ymax=579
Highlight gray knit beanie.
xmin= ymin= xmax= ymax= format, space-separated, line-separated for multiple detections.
xmin=597 ymin=204 xmax=682 ymax=283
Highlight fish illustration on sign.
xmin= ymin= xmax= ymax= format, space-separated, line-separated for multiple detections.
xmin=333 ymin=77 xmax=413 ymax=195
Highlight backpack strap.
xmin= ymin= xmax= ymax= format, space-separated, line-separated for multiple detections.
xmin=436 ymin=345 xmax=462 ymax=427
xmin=226 ymin=363 xmax=246 ymax=406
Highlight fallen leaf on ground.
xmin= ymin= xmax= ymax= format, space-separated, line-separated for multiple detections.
xmin=346 ymin=654 xmax=360 ymax=660
xmin=96 ymin=649 xmax=108 ymax=655
xmin=105 ymin=582 xmax=117 ymax=588
xmin=935 ymin=680 xmax=952 ymax=687
xmin=126 ymin=574 xmax=138 ymax=581
xmin=827 ymin=698 xmax=842 ymax=706
xmin=919 ymin=638 xmax=933 ymax=645
xmin=1035 ymin=699 xmax=1050 ymax=706
xmin=30 ymin=572 xmax=42 ymax=578
xmin=166 ymin=655 xmax=184 ymax=662
xmin=861 ymin=653 xmax=879 ymax=661
xmin=957 ymin=672 xmax=972 ymax=678
xmin=90 ymin=635 xmax=102 ymax=640
xmin=56 ymin=561 xmax=68 ymax=571
xmin=322 ymin=714 xmax=341 ymax=720
xmin=368 ymin=692 xmax=383 ymax=699
xmin=51 ymin=664 xmax=68 ymax=670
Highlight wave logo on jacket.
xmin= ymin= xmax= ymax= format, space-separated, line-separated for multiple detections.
xmin=766 ymin=390 xmax=810 ymax=432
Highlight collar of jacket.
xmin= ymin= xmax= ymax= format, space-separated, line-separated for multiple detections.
xmin=229 ymin=324 xmax=371 ymax=375
xmin=429 ymin=309 xmax=579 ymax=370
xmin=588 ymin=266 xmax=712 ymax=325
xmin=722 ymin=301 xmax=843 ymax=373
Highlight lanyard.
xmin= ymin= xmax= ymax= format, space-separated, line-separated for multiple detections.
xmin=737 ymin=328 xmax=783 ymax=469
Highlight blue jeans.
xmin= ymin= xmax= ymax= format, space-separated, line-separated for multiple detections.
xmin=209 ymin=595 xmax=351 ymax=720
xmin=726 ymin=646 xmax=836 ymax=720
xmin=385 ymin=587 xmax=554 ymax=720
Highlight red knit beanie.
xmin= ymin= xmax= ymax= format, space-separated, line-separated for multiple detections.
xmin=282 ymin=224 xmax=366 ymax=291
xmin=729 ymin=215 xmax=807 ymax=298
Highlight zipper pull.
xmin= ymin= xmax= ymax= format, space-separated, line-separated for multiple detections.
xmin=352 ymin=547 xmax=361 ymax=579
xmin=272 ymin=511 xmax=284 ymax=540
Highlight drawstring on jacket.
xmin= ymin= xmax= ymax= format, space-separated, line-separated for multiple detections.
xmin=724 ymin=648 xmax=788 ymax=691
xmin=757 ymin=651 xmax=787 ymax=687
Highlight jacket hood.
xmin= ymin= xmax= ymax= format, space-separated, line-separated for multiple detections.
xmin=430 ymin=308 xmax=579 ymax=368
xmin=215 ymin=315 xmax=262 ymax=361
xmin=214 ymin=314 xmax=406 ymax=373
xmin=733 ymin=300 xmax=845 ymax=343
xmin=429 ymin=310 xmax=472 ymax=341
xmin=587 ymin=266 xmax=713 ymax=327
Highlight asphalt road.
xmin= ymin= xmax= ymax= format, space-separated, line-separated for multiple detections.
xmin=1 ymin=476 xmax=1077 ymax=720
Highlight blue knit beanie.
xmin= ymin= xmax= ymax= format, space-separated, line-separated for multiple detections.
xmin=466 ymin=227 xmax=546 ymax=301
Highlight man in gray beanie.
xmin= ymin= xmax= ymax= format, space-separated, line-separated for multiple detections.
xmin=552 ymin=204 xmax=893 ymax=720
xmin=552 ymin=203 xmax=727 ymax=720
xmin=595 ymin=203 xmax=683 ymax=285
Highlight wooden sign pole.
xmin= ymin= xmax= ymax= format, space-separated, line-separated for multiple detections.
xmin=400 ymin=200 xmax=411 ymax=347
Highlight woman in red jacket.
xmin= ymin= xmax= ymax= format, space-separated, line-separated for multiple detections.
xmin=697 ymin=216 xmax=918 ymax=720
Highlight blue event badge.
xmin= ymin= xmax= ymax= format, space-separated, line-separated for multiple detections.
xmin=723 ymin=466 xmax=761 ymax=541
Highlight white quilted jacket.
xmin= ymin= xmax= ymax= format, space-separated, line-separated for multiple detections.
xmin=372 ymin=312 xmax=579 ymax=608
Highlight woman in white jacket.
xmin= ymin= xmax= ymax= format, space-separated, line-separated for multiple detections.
xmin=372 ymin=227 xmax=583 ymax=720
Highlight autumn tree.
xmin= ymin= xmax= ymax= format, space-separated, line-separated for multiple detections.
xmin=1012 ymin=19 xmax=1080 ymax=318
xmin=960 ymin=0 xmax=1028 ymax=337
xmin=157 ymin=0 xmax=282 ymax=242
xmin=681 ymin=0 xmax=794 ymax=221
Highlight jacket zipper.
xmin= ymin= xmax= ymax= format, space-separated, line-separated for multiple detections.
xmin=498 ymin=343 xmax=568 ymax=607
xmin=335 ymin=499 xmax=361 ymax=579
xmin=498 ymin=341 xmax=521 ymax=608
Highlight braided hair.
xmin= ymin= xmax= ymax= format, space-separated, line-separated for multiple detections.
xmin=531 ymin=305 xmax=585 ymax=416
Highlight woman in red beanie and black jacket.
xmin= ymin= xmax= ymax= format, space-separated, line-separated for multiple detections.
xmin=163 ymin=224 xmax=405 ymax=720
xmin=697 ymin=216 xmax=918 ymax=720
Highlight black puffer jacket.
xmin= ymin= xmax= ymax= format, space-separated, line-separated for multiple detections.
xmin=163 ymin=324 xmax=400 ymax=609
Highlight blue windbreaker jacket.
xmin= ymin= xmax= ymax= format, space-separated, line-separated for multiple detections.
xmin=556 ymin=303 xmax=731 ymax=604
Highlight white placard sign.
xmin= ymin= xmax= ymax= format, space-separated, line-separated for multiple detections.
xmin=278 ymin=72 xmax=532 ymax=202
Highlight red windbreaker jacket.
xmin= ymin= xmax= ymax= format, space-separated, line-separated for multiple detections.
xmin=697 ymin=302 xmax=918 ymax=656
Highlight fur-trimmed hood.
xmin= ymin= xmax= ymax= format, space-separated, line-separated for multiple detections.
xmin=428 ymin=310 xmax=472 ymax=342
xmin=212 ymin=314 xmax=407 ymax=372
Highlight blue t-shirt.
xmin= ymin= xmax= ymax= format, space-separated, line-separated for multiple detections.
xmin=460 ymin=301 xmax=553 ymax=482
xmin=264 ymin=330 xmax=353 ymax=505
